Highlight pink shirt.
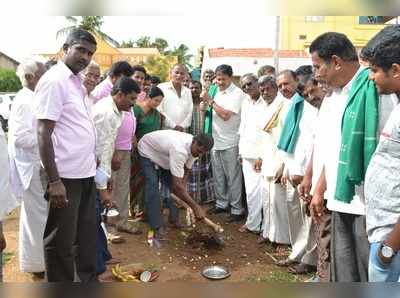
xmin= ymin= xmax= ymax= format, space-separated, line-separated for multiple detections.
xmin=34 ymin=61 xmax=97 ymax=179
xmin=91 ymin=77 xmax=113 ymax=103
xmin=115 ymin=112 xmax=136 ymax=150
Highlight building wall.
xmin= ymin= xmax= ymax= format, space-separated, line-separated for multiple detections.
xmin=280 ymin=16 xmax=386 ymax=50
xmin=0 ymin=54 xmax=18 ymax=70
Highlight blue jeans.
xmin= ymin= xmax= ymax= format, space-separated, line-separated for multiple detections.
xmin=139 ymin=156 xmax=179 ymax=230
xmin=369 ymin=242 xmax=400 ymax=282
xmin=159 ymin=169 xmax=179 ymax=223
xmin=139 ymin=156 xmax=163 ymax=230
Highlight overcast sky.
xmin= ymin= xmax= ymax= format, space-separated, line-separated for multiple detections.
xmin=0 ymin=15 xmax=277 ymax=62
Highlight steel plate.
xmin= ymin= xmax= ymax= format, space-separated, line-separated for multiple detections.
xmin=201 ymin=265 xmax=231 ymax=280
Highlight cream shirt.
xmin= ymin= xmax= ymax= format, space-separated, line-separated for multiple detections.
xmin=158 ymin=81 xmax=193 ymax=129
xmin=92 ymin=96 xmax=123 ymax=189
xmin=238 ymin=95 xmax=269 ymax=159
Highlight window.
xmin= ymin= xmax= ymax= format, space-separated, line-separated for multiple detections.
xmin=305 ymin=16 xmax=325 ymax=23
xmin=359 ymin=16 xmax=385 ymax=25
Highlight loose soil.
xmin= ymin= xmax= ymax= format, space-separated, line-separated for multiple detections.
xmin=3 ymin=206 xmax=311 ymax=282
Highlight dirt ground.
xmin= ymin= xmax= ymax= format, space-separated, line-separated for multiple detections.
xmin=2 ymin=206 xmax=311 ymax=283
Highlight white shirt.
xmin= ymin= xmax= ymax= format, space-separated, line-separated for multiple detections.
xmin=324 ymin=67 xmax=366 ymax=215
xmin=260 ymin=95 xmax=289 ymax=177
xmin=310 ymin=95 xmax=332 ymax=196
xmin=92 ymin=96 xmax=123 ymax=188
xmin=212 ymin=83 xmax=246 ymax=150
xmin=138 ymin=130 xmax=196 ymax=178
xmin=282 ymin=98 xmax=318 ymax=177
xmin=8 ymin=87 xmax=40 ymax=197
xmin=0 ymin=126 xmax=19 ymax=221
xmin=238 ymin=95 xmax=269 ymax=159
xmin=324 ymin=68 xmax=396 ymax=215
xmin=158 ymin=81 xmax=193 ymax=129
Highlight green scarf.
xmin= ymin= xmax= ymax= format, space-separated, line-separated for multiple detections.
xmin=277 ymin=93 xmax=304 ymax=154
xmin=334 ymin=68 xmax=379 ymax=203
xmin=203 ymin=84 xmax=218 ymax=134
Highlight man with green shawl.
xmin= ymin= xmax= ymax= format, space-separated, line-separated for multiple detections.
xmin=310 ymin=32 xmax=396 ymax=281
xmin=275 ymin=70 xmax=318 ymax=274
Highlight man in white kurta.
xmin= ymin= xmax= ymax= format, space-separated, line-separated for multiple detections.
xmin=8 ymin=59 xmax=47 ymax=275
xmin=238 ymin=74 xmax=268 ymax=233
xmin=279 ymin=93 xmax=318 ymax=270
xmin=158 ymin=64 xmax=193 ymax=131
xmin=256 ymin=76 xmax=291 ymax=245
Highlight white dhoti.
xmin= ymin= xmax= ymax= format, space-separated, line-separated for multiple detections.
xmin=262 ymin=177 xmax=290 ymax=244
xmin=19 ymin=168 xmax=47 ymax=273
xmin=286 ymin=183 xmax=317 ymax=266
xmin=242 ymin=158 xmax=263 ymax=232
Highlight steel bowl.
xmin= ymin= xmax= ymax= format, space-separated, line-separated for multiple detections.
xmin=102 ymin=207 xmax=120 ymax=225
xmin=201 ymin=265 xmax=231 ymax=280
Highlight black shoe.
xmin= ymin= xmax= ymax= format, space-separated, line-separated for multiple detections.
xmin=207 ymin=207 xmax=228 ymax=215
xmin=225 ymin=214 xmax=245 ymax=223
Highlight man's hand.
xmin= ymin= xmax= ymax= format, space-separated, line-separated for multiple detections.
xmin=298 ymin=176 xmax=312 ymax=203
xmin=274 ymin=165 xmax=284 ymax=184
xmin=254 ymin=158 xmax=263 ymax=173
xmin=310 ymin=192 xmax=325 ymax=224
xmin=99 ymin=189 xmax=113 ymax=209
xmin=281 ymin=175 xmax=288 ymax=187
xmin=48 ymin=180 xmax=68 ymax=208
xmin=290 ymin=175 xmax=303 ymax=188
xmin=0 ymin=231 xmax=6 ymax=252
xmin=174 ymin=125 xmax=184 ymax=132
xmin=111 ymin=153 xmax=121 ymax=171
xmin=193 ymin=205 xmax=206 ymax=220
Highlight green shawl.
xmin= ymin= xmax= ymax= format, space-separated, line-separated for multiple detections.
xmin=334 ymin=68 xmax=379 ymax=203
xmin=203 ymin=84 xmax=218 ymax=134
xmin=277 ymin=93 xmax=304 ymax=154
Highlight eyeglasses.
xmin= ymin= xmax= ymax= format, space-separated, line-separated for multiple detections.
xmin=241 ymin=81 xmax=253 ymax=89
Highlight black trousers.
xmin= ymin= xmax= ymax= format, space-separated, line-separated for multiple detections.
xmin=330 ymin=211 xmax=369 ymax=282
xmin=43 ymin=177 xmax=97 ymax=282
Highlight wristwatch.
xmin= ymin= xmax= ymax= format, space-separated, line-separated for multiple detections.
xmin=380 ymin=242 xmax=396 ymax=259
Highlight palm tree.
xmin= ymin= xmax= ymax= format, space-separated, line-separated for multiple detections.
xmin=169 ymin=44 xmax=194 ymax=69
xmin=56 ymin=16 xmax=120 ymax=47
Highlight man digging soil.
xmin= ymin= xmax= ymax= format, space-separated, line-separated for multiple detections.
xmin=137 ymin=130 xmax=214 ymax=245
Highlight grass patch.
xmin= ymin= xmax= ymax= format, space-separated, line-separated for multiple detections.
xmin=2 ymin=251 xmax=15 ymax=265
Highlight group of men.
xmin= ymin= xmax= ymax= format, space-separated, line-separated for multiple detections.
xmin=197 ymin=26 xmax=400 ymax=282
xmin=0 ymin=24 xmax=400 ymax=283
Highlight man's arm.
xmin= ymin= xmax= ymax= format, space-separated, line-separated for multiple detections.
xmin=201 ymin=90 xmax=234 ymax=121
xmin=171 ymin=175 xmax=205 ymax=219
xmin=298 ymin=149 xmax=314 ymax=202
xmin=309 ymin=166 xmax=327 ymax=224
xmin=37 ymin=119 xmax=67 ymax=208
xmin=11 ymin=103 xmax=37 ymax=149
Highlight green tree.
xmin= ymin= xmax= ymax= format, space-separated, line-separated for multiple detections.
xmin=134 ymin=36 xmax=152 ymax=48
xmin=0 ymin=68 xmax=22 ymax=92
xmin=152 ymin=38 xmax=169 ymax=54
xmin=120 ymin=39 xmax=135 ymax=48
xmin=142 ymin=55 xmax=176 ymax=82
xmin=169 ymin=44 xmax=193 ymax=69
xmin=56 ymin=16 xmax=120 ymax=47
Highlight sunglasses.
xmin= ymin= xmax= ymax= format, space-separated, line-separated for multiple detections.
xmin=241 ymin=81 xmax=254 ymax=89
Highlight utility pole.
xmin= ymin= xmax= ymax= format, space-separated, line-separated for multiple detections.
xmin=274 ymin=16 xmax=280 ymax=72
